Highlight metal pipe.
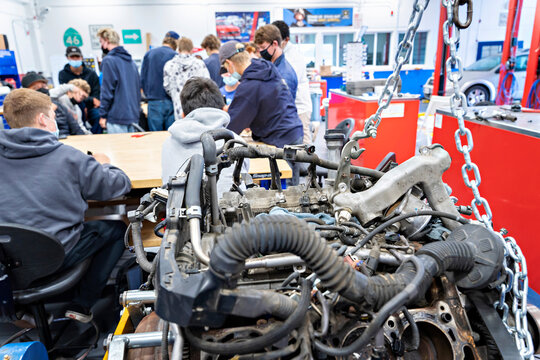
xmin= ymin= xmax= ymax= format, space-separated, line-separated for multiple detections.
xmin=170 ymin=323 xmax=183 ymax=360
xmin=120 ymin=290 xmax=156 ymax=307
xmin=107 ymin=331 xmax=174 ymax=349
xmin=190 ymin=218 xmax=209 ymax=265
xmin=244 ymin=250 xmax=406 ymax=269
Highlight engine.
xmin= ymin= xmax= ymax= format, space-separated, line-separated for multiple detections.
xmin=111 ymin=130 xmax=537 ymax=360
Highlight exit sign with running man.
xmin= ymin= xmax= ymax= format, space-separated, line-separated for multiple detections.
xmin=122 ymin=29 xmax=142 ymax=44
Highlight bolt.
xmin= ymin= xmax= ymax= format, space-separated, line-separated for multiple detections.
xmin=337 ymin=210 xmax=352 ymax=223
xmin=500 ymin=228 xmax=509 ymax=236
xmin=338 ymin=182 xmax=348 ymax=193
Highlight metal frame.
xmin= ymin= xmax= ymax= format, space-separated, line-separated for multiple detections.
xmin=521 ymin=0 xmax=540 ymax=108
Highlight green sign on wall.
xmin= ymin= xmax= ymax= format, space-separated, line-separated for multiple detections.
xmin=122 ymin=29 xmax=142 ymax=44
xmin=63 ymin=27 xmax=83 ymax=47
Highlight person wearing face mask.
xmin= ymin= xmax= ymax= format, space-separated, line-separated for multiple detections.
xmin=51 ymin=79 xmax=92 ymax=135
xmin=219 ymin=41 xmax=304 ymax=184
xmin=21 ymin=71 xmax=86 ymax=136
xmin=97 ymin=28 xmax=141 ymax=133
xmin=58 ymin=46 xmax=101 ymax=132
xmin=0 ymin=89 xmax=132 ymax=323
xmin=254 ymin=25 xmax=298 ymax=102
xmin=219 ymin=67 xmax=239 ymax=106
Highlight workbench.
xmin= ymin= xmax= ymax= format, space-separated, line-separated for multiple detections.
xmin=60 ymin=131 xmax=291 ymax=189
xmin=432 ymin=107 xmax=540 ymax=290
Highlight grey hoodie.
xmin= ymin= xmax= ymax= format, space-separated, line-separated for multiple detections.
xmin=0 ymin=128 xmax=131 ymax=252
xmin=161 ymin=107 xmax=247 ymax=196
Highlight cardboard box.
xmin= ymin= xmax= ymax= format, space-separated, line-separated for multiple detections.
xmin=0 ymin=35 xmax=9 ymax=50
xmin=320 ymin=65 xmax=332 ymax=76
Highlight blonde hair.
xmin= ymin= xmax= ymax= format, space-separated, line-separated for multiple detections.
xmin=97 ymin=28 xmax=120 ymax=45
xmin=178 ymin=37 xmax=194 ymax=53
xmin=68 ymin=79 xmax=91 ymax=94
xmin=3 ymin=88 xmax=51 ymax=129
xmin=229 ymin=50 xmax=251 ymax=67
xmin=162 ymin=37 xmax=178 ymax=51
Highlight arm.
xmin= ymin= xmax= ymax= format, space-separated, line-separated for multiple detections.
xmin=163 ymin=61 xmax=174 ymax=97
xmin=99 ymin=59 xmax=117 ymax=119
xmin=49 ymin=84 xmax=75 ymax=99
xmin=197 ymin=60 xmax=211 ymax=79
xmin=58 ymin=69 xmax=68 ymax=85
xmin=227 ymin=85 xmax=258 ymax=134
xmin=140 ymin=53 xmax=149 ymax=96
xmin=78 ymin=153 xmax=132 ymax=201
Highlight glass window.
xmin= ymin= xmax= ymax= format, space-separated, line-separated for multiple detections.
xmin=465 ymin=55 xmax=502 ymax=71
xmin=323 ymin=35 xmax=337 ymax=66
xmin=363 ymin=34 xmax=375 ymax=65
xmin=292 ymin=34 xmax=316 ymax=68
xmin=339 ymin=33 xmax=355 ymax=67
xmin=515 ymin=55 xmax=528 ymax=72
xmin=411 ymin=32 xmax=427 ymax=64
xmin=376 ymin=32 xmax=391 ymax=65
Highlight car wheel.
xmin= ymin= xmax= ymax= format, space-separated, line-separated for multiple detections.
xmin=465 ymin=85 xmax=490 ymax=106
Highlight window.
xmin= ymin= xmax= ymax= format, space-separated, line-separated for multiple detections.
xmin=339 ymin=33 xmax=355 ymax=66
xmin=323 ymin=34 xmax=337 ymax=66
xmin=362 ymin=33 xmax=390 ymax=66
xmin=291 ymin=34 xmax=316 ymax=67
xmin=515 ymin=55 xmax=528 ymax=72
xmin=465 ymin=55 xmax=501 ymax=71
xmin=398 ymin=31 xmax=428 ymax=65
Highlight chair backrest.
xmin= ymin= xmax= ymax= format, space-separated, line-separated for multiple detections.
xmin=0 ymin=224 xmax=65 ymax=290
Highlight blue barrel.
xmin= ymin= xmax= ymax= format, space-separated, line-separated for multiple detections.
xmin=0 ymin=342 xmax=48 ymax=360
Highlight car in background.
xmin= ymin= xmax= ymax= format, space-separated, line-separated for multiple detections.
xmin=423 ymin=51 xmax=529 ymax=106
xmin=216 ymin=18 xmax=241 ymax=40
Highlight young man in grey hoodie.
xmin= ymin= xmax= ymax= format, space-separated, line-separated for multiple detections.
xmin=162 ymin=77 xmax=247 ymax=196
xmin=0 ymin=89 xmax=132 ymax=323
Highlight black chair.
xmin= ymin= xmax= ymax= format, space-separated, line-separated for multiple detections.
xmin=0 ymin=223 xmax=91 ymax=350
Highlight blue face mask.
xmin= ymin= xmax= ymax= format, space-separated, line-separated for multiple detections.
xmin=68 ymin=60 xmax=82 ymax=68
xmin=231 ymin=72 xmax=242 ymax=81
xmin=44 ymin=115 xmax=59 ymax=139
xmin=222 ymin=75 xmax=239 ymax=87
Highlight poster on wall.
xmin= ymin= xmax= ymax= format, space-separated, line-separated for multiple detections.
xmin=215 ymin=12 xmax=270 ymax=42
xmin=89 ymin=24 xmax=113 ymax=49
xmin=283 ymin=8 xmax=353 ymax=27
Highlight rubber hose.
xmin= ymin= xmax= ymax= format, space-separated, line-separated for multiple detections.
xmin=162 ymin=321 xmax=170 ymax=360
xmin=184 ymin=279 xmax=311 ymax=355
xmin=200 ymin=129 xmax=235 ymax=165
xmin=185 ymin=154 xmax=204 ymax=215
xmin=209 ymin=215 xmax=369 ymax=303
xmin=131 ymin=221 xmax=154 ymax=273
xmin=402 ymin=307 xmax=419 ymax=351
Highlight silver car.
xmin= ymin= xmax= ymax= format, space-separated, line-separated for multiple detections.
xmin=423 ymin=51 xmax=529 ymax=106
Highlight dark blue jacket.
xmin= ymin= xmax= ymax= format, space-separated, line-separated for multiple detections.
xmin=141 ymin=46 xmax=176 ymax=100
xmin=0 ymin=128 xmax=131 ymax=253
xmin=227 ymin=59 xmax=303 ymax=148
xmin=204 ymin=53 xmax=224 ymax=88
xmin=274 ymin=54 xmax=298 ymax=101
xmin=99 ymin=46 xmax=141 ymax=125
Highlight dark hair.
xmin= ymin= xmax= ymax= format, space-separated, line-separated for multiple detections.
xmin=254 ymin=24 xmax=282 ymax=46
xmin=201 ymin=34 xmax=221 ymax=51
xmin=180 ymin=77 xmax=225 ymax=116
xmin=272 ymin=20 xmax=290 ymax=41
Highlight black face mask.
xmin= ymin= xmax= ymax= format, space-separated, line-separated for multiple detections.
xmin=260 ymin=44 xmax=275 ymax=62
xmin=70 ymin=97 xmax=78 ymax=105
xmin=101 ymin=46 xmax=109 ymax=56
xmin=36 ymin=87 xmax=50 ymax=96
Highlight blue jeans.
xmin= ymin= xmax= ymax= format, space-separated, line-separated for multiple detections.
xmin=147 ymin=99 xmax=175 ymax=131
xmin=61 ymin=220 xmax=126 ymax=308
xmin=107 ymin=123 xmax=135 ymax=134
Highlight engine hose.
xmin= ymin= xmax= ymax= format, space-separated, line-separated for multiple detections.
xmin=162 ymin=321 xmax=170 ymax=360
xmin=225 ymin=146 xmax=384 ymax=179
xmin=131 ymin=221 xmax=154 ymax=273
xmin=185 ymin=155 xmax=204 ymax=216
xmin=348 ymin=210 xmax=469 ymax=254
xmin=184 ymin=279 xmax=311 ymax=355
xmin=313 ymin=257 xmax=424 ymax=357
xmin=210 ymin=215 xmax=477 ymax=311
xmin=154 ymin=219 xmax=166 ymax=238
xmin=402 ymin=307 xmax=419 ymax=351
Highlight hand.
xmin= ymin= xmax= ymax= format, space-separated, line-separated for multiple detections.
xmin=93 ymin=98 xmax=101 ymax=107
xmin=92 ymin=153 xmax=110 ymax=164
xmin=99 ymin=118 xmax=107 ymax=128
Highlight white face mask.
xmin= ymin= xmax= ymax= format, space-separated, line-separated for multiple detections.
xmin=44 ymin=114 xmax=59 ymax=139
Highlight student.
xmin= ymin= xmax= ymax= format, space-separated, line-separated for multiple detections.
xmin=52 ymin=79 xmax=92 ymax=135
xmin=161 ymin=77 xmax=247 ymax=196
xmin=220 ymin=41 xmax=303 ymax=148
xmin=272 ymin=20 xmax=313 ymax=144
xmin=0 ymin=89 xmax=131 ymax=322
xmin=58 ymin=46 xmax=101 ymax=130
xmin=141 ymin=31 xmax=179 ymax=131
xmin=21 ymin=71 xmax=87 ymax=136
xmin=220 ymin=67 xmax=239 ymax=106
xmin=164 ymin=37 xmax=210 ymax=122
xmin=97 ymin=28 xmax=141 ymax=133
xmin=201 ymin=34 xmax=224 ymax=88
xmin=254 ymin=24 xmax=298 ymax=101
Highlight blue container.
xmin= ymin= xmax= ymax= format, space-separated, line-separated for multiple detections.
xmin=0 ymin=342 xmax=48 ymax=360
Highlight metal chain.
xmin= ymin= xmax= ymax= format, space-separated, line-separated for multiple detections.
xmin=352 ymin=0 xmax=431 ymax=140
xmin=442 ymin=1 xmax=533 ymax=358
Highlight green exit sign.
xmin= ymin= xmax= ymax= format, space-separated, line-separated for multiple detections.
xmin=122 ymin=29 xmax=142 ymax=44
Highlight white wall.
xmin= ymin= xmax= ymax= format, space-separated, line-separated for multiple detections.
xmin=0 ymin=0 xmax=41 ymax=74
xmin=3 ymin=0 xmax=539 ymax=78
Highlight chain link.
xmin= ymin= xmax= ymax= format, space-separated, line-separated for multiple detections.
xmin=442 ymin=1 xmax=533 ymax=358
xmin=352 ymin=0 xmax=430 ymax=140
